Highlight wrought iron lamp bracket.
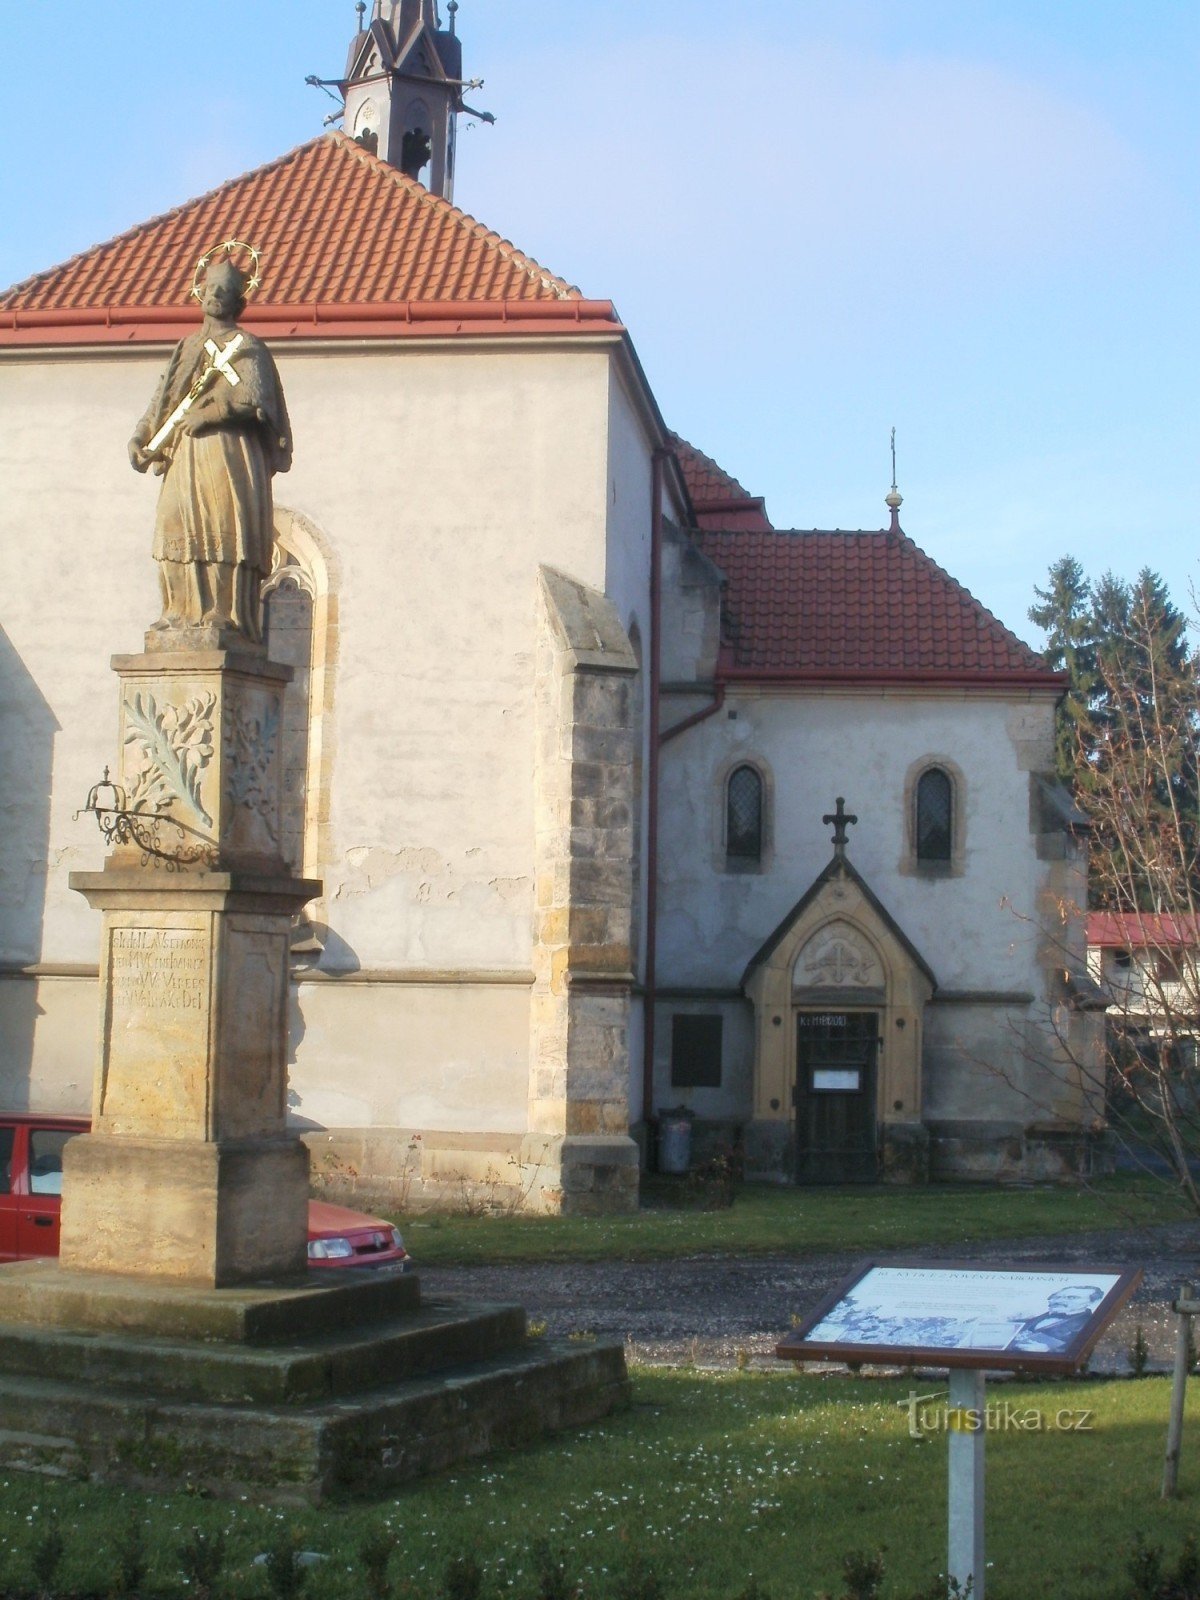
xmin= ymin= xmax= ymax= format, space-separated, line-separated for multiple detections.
xmin=77 ymin=768 xmax=217 ymax=872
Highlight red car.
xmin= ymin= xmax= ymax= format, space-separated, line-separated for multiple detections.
xmin=0 ymin=1113 xmax=411 ymax=1271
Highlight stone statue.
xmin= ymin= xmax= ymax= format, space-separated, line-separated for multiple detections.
xmin=129 ymin=258 xmax=292 ymax=644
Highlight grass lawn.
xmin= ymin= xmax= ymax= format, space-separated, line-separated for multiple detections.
xmin=402 ymin=1175 xmax=1194 ymax=1266
xmin=0 ymin=1370 xmax=1194 ymax=1600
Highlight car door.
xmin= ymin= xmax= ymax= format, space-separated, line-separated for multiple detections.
xmin=0 ymin=1122 xmax=17 ymax=1261
xmin=15 ymin=1124 xmax=71 ymax=1259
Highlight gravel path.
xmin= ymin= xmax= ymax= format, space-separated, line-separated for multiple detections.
xmin=418 ymin=1219 xmax=1200 ymax=1374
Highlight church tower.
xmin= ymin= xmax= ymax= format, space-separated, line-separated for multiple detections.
xmin=341 ymin=0 xmax=466 ymax=198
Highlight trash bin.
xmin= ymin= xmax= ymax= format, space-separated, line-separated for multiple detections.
xmin=656 ymin=1105 xmax=694 ymax=1174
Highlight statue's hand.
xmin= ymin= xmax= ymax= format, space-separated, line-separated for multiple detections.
xmin=128 ymin=437 xmax=152 ymax=473
xmin=179 ymin=399 xmax=221 ymax=436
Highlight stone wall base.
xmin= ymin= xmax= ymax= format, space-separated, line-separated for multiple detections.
xmin=303 ymin=1127 xmax=639 ymax=1216
xmin=741 ymin=1116 xmax=1105 ymax=1187
xmin=879 ymin=1121 xmax=930 ymax=1184
xmin=520 ymin=1133 xmax=640 ymax=1216
xmin=927 ymin=1120 xmax=1114 ymax=1183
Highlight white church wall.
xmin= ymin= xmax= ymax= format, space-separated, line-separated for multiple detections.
xmin=282 ymin=342 xmax=614 ymax=974
xmin=602 ymin=367 xmax=657 ymax=1122
xmin=657 ymin=689 xmax=1057 ymax=998
xmin=0 ymin=337 xmax=636 ymax=1145
xmin=288 ymin=975 xmax=530 ymax=1133
xmin=650 ymin=996 xmax=756 ymax=1126
xmin=654 ymin=685 xmax=1067 ymax=1157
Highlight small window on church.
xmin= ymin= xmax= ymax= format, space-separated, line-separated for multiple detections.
xmin=916 ymin=767 xmax=953 ymax=863
xmin=726 ymin=765 xmax=763 ymax=864
xmin=671 ymin=1015 xmax=723 ymax=1089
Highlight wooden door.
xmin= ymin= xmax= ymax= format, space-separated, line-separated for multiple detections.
xmin=793 ymin=1012 xmax=879 ymax=1183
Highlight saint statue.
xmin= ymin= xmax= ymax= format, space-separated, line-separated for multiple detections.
xmin=128 ymin=255 xmax=292 ymax=644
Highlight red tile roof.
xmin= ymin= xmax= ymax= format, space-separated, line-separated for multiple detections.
xmin=1088 ymin=913 xmax=1200 ymax=949
xmin=692 ymin=526 xmax=1064 ymax=688
xmin=0 ymin=132 xmax=622 ymax=345
xmin=670 ymin=433 xmax=772 ymax=532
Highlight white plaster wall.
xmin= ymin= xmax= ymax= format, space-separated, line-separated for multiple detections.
xmin=0 ymin=976 xmax=95 ymax=1113
xmin=288 ymin=978 xmax=530 ymax=1132
xmin=0 ymin=342 xmax=615 ymax=968
xmin=603 ymin=368 xmax=653 ymax=642
xmin=602 ymin=369 xmax=655 ymax=1119
xmin=0 ymin=338 xmax=624 ymax=1131
xmin=657 ymin=689 xmax=1057 ymax=998
xmin=0 ymin=356 xmax=164 ymax=967
xmin=651 ymin=998 xmax=755 ymax=1123
xmin=283 ymin=343 xmax=613 ymax=973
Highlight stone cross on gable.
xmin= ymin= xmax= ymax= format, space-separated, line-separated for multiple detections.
xmin=823 ymin=796 xmax=858 ymax=858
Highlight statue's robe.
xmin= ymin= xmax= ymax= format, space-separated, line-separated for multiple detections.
xmin=134 ymin=328 xmax=292 ymax=634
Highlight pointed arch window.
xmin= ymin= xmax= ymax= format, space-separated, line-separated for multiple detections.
xmin=726 ymin=764 xmax=764 ymax=864
xmin=263 ymin=570 xmax=315 ymax=876
xmin=915 ymin=767 xmax=953 ymax=863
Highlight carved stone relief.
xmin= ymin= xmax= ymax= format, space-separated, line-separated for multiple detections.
xmin=223 ymin=698 xmax=280 ymax=846
xmin=793 ymin=922 xmax=883 ymax=990
xmin=123 ymin=690 xmax=216 ymax=826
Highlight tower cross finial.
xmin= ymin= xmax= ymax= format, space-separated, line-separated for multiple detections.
xmin=885 ymin=426 xmax=903 ymax=535
xmin=822 ymin=796 xmax=858 ymax=859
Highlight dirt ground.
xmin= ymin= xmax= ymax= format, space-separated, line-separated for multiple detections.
xmin=418 ymin=1219 xmax=1200 ymax=1374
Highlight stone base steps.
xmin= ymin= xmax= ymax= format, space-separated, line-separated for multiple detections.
xmin=0 ymin=1335 xmax=629 ymax=1503
xmin=0 ymin=1298 xmax=529 ymax=1406
xmin=0 ymin=1264 xmax=630 ymax=1501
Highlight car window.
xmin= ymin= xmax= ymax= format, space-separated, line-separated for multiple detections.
xmin=0 ymin=1127 xmax=12 ymax=1194
xmin=28 ymin=1128 xmax=70 ymax=1196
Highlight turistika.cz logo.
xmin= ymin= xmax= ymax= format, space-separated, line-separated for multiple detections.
xmin=900 ymin=1390 xmax=1095 ymax=1439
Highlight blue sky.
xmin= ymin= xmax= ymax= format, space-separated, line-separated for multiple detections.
xmin=2 ymin=1 xmax=1196 ymax=644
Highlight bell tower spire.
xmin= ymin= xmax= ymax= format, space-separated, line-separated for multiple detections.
xmin=339 ymin=0 xmax=488 ymax=199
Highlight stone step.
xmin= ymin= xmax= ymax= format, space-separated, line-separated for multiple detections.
xmin=0 ymin=1426 xmax=84 ymax=1482
xmin=0 ymin=1258 xmax=420 ymax=1343
xmin=0 ymin=1336 xmax=631 ymax=1503
xmin=0 ymin=1297 xmax=528 ymax=1406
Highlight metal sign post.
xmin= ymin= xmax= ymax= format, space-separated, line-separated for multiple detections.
xmin=776 ymin=1260 xmax=1143 ymax=1597
xmin=948 ymin=1368 xmax=986 ymax=1598
xmin=1162 ymin=1282 xmax=1197 ymax=1500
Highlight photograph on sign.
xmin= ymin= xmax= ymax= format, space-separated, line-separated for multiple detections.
xmin=807 ymin=1266 xmax=1119 ymax=1353
xmin=778 ymin=1261 xmax=1142 ymax=1373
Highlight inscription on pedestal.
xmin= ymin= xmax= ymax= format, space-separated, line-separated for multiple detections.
xmin=111 ymin=928 xmax=208 ymax=1012
xmin=100 ymin=924 xmax=212 ymax=1135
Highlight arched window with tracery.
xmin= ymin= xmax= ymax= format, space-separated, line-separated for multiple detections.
xmin=263 ymin=568 xmax=315 ymax=875
xmin=915 ymin=766 xmax=953 ymax=863
xmin=261 ymin=510 xmax=337 ymax=896
xmin=726 ymin=764 xmax=764 ymax=865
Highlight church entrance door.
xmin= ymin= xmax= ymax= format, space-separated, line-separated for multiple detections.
xmin=792 ymin=1012 xmax=879 ymax=1183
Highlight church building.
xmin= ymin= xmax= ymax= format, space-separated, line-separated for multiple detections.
xmin=0 ymin=2 xmax=1103 ymax=1211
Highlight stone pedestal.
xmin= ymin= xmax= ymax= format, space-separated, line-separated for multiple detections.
xmin=64 ymin=645 xmax=319 ymax=1286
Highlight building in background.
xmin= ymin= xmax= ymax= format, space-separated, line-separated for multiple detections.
xmin=0 ymin=2 xmax=1103 ymax=1207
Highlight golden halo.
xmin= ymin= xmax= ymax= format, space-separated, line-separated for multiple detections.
xmin=190 ymin=239 xmax=263 ymax=302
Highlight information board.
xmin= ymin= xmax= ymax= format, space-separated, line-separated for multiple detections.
xmin=777 ymin=1259 xmax=1143 ymax=1374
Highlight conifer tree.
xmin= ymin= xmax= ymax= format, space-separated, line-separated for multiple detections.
xmin=1028 ymin=555 xmax=1096 ymax=782
xmin=1029 ymin=559 xmax=1200 ymax=1206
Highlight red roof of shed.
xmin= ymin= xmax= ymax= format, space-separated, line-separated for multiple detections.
xmin=693 ymin=526 xmax=1063 ymax=687
xmin=1087 ymin=913 xmax=1200 ymax=949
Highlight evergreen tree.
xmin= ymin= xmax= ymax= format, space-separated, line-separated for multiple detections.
xmin=1030 ymin=559 xmax=1200 ymax=908
xmin=1027 ymin=555 xmax=1096 ymax=782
